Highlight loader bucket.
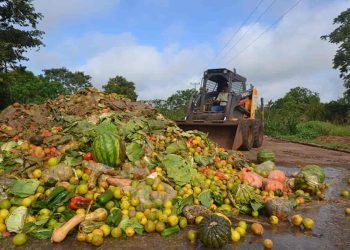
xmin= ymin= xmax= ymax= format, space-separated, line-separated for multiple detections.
xmin=176 ymin=121 xmax=243 ymax=150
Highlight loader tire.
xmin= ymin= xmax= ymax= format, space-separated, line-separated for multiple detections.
xmin=240 ymin=121 xmax=254 ymax=151
xmin=253 ymin=120 xmax=264 ymax=148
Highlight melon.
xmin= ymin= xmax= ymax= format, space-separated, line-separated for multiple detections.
xmin=92 ymin=133 xmax=125 ymax=168
xmin=257 ymin=149 xmax=276 ymax=163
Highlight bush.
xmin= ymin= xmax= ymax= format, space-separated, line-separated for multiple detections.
xmin=295 ymin=121 xmax=350 ymax=139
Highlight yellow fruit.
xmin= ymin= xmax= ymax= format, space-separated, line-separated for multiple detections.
xmin=76 ymin=208 xmax=86 ymax=215
xmin=168 ymin=215 xmax=179 ymax=227
xmin=21 ymin=197 xmax=32 ymax=207
xmin=269 ymin=215 xmax=279 ymax=225
xmin=76 ymin=232 xmax=86 ymax=242
xmin=91 ymin=234 xmax=104 ymax=247
xmin=100 ymin=224 xmax=111 ymax=236
xmin=0 ymin=223 xmax=6 ymax=233
xmin=48 ymin=157 xmax=59 ymax=167
xmin=251 ymin=223 xmax=264 ymax=235
xmin=86 ymin=233 xmax=94 ymax=243
xmin=36 ymin=186 xmax=45 ymax=194
xmin=77 ymin=184 xmax=88 ymax=195
xmin=302 ymin=218 xmax=314 ymax=230
xmin=237 ymin=221 xmax=247 ymax=230
xmin=125 ymin=226 xmax=135 ymax=237
xmin=0 ymin=199 xmax=11 ymax=210
xmin=12 ymin=233 xmax=28 ymax=246
xmin=38 ymin=208 xmax=50 ymax=216
xmin=121 ymin=200 xmax=130 ymax=210
xmin=164 ymin=200 xmax=172 ymax=209
xmin=264 ymin=239 xmax=273 ymax=249
xmin=145 ymin=221 xmax=156 ymax=233
xmin=32 ymin=169 xmax=42 ymax=178
xmin=57 ymin=206 xmax=66 ymax=213
xmin=25 ymin=215 xmax=36 ymax=223
xmin=105 ymin=201 xmax=115 ymax=210
xmin=345 ymin=208 xmax=350 ymax=215
xmin=111 ymin=227 xmax=122 ymax=238
xmin=131 ymin=197 xmax=140 ymax=207
xmin=163 ymin=208 xmax=172 ymax=216
xmin=0 ymin=209 xmax=9 ymax=218
xmin=195 ymin=215 xmax=203 ymax=225
xmin=140 ymin=216 xmax=147 ymax=225
xmin=187 ymin=229 xmax=197 ymax=243
xmin=291 ymin=214 xmax=303 ymax=226
xmin=235 ymin=226 xmax=246 ymax=237
xmin=76 ymin=169 xmax=83 ymax=178
xmin=92 ymin=229 xmax=104 ymax=237
xmin=231 ymin=229 xmax=240 ymax=242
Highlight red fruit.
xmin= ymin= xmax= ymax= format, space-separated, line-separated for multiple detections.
xmin=83 ymin=152 xmax=93 ymax=161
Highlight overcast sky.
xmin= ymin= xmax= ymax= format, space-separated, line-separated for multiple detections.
xmin=25 ymin=0 xmax=349 ymax=101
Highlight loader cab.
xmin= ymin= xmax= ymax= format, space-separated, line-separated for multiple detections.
xmin=199 ymin=68 xmax=247 ymax=113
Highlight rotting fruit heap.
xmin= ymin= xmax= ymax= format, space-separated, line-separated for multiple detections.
xmin=0 ymin=88 xmax=327 ymax=247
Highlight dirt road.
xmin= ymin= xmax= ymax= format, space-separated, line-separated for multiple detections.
xmin=245 ymin=137 xmax=350 ymax=167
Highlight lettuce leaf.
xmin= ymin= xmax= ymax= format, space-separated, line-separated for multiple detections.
xmin=9 ymin=179 xmax=40 ymax=198
xmin=126 ymin=142 xmax=145 ymax=162
xmin=161 ymin=154 xmax=196 ymax=186
xmin=198 ymin=190 xmax=211 ymax=208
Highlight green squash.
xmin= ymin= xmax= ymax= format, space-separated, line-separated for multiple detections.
xmin=92 ymin=133 xmax=125 ymax=168
xmin=257 ymin=149 xmax=276 ymax=163
xmin=198 ymin=214 xmax=231 ymax=248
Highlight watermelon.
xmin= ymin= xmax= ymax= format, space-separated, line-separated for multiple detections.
xmin=92 ymin=133 xmax=125 ymax=168
xmin=257 ymin=149 xmax=276 ymax=163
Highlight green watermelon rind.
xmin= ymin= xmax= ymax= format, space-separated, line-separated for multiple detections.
xmin=257 ymin=149 xmax=276 ymax=163
xmin=92 ymin=133 xmax=125 ymax=168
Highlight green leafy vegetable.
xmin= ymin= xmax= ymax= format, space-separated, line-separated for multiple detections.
xmin=166 ymin=140 xmax=187 ymax=154
xmin=119 ymin=217 xmax=144 ymax=235
xmin=126 ymin=142 xmax=145 ymax=161
xmin=9 ymin=179 xmax=40 ymax=198
xmin=23 ymin=217 xmax=52 ymax=239
xmin=5 ymin=206 xmax=28 ymax=233
xmin=172 ymin=194 xmax=194 ymax=215
xmin=161 ymin=154 xmax=196 ymax=186
xmin=194 ymin=155 xmax=212 ymax=166
xmin=96 ymin=119 xmax=117 ymax=136
xmin=198 ymin=190 xmax=211 ymax=208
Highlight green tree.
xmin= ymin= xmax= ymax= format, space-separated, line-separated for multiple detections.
xmin=0 ymin=0 xmax=44 ymax=71
xmin=4 ymin=68 xmax=64 ymax=104
xmin=0 ymin=0 xmax=44 ymax=108
xmin=42 ymin=67 xmax=92 ymax=95
xmin=265 ymin=87 xmax=324 ymax=135
xmin=149 ymin=88 xmax=197 ymax=120
xmin=103 ymin=76 xmax=137 ymax=101
xmin=321 ymin=8 xmax=350 ymax=99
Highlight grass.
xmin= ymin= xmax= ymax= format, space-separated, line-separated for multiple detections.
xmin=272 ymin=121 xmax=350 ymax=151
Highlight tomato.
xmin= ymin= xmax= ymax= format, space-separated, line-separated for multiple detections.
xmin=83 ymin=152 xmax=93 ymax=161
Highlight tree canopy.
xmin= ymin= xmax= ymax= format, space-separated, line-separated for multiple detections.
xmin=41 ymin=67 xmax=92 ymax=95
xmin=321 ymin=8 xmax=350 ymax=100
xmin=0 ymin=0 xmax=44 ymax=71
xmin=102 ymin=76 xmax=137 ymax=101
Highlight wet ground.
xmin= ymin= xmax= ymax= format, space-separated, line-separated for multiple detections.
xmin=1 ymin=140 xmax=350 ymax=250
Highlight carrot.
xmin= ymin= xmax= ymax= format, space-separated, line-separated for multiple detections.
xmin=51 ymin=214 xmax=85 ymax=243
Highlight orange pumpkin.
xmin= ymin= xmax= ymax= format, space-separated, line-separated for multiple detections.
xmin=264 ymin=179 xmax=284 ymax=192
xmin=268 ymin=170 xmax=287 ymax=183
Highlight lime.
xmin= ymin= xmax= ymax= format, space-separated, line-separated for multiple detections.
xmin=12 ymin=233 xmax=28 ymax=246
xmin=0 ymin=199 xmax=11 ymax=210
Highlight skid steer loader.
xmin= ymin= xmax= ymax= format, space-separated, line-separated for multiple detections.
xmin=176 ymin=68 xmax=264 ymax=150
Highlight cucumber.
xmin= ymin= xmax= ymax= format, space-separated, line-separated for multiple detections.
xmin=161 ymin=225 xmax=180 ymax=237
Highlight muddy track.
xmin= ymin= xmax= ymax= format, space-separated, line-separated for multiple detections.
xmin=244 ymin=137 xmax=350 ymax=168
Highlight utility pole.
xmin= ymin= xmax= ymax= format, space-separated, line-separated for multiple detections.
xmin=190 ymin=82 xmax=200 ymax=90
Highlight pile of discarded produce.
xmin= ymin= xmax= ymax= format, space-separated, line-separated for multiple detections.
xmin=0 ymin=88 xmax=329 ymax=248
